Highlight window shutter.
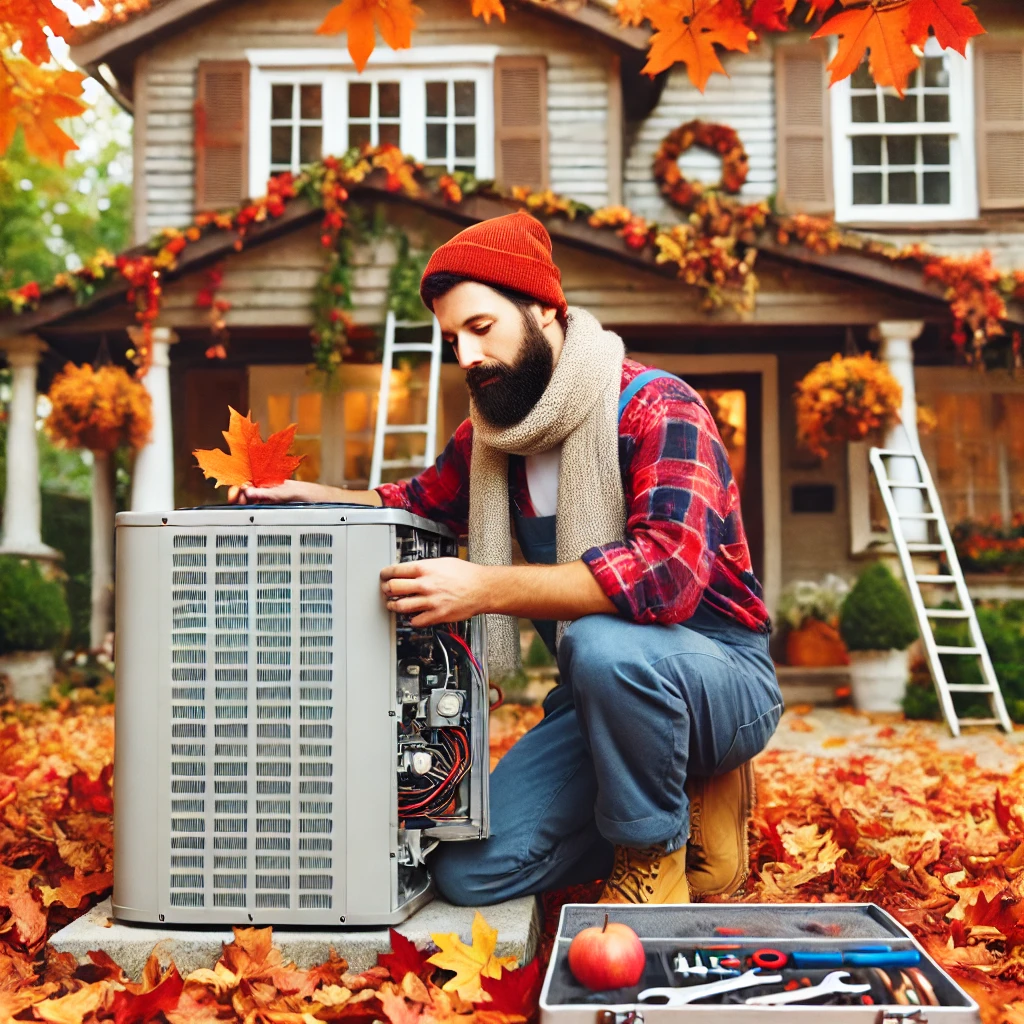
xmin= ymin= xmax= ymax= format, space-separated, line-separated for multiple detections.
xmin=493 ymin=56 xmax=548 ymax=190
xmin=194 ymin=61 xmax=250 ymax=212
xmin=774 ymin=41 xmax=833 ymax=215
xmin=976 ymin=40 xmax=1024 ymax=210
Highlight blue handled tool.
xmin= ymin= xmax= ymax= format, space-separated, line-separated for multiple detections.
xmin=790 ymin=949 xmax=921 ymax=969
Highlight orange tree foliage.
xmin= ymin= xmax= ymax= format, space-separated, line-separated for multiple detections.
xmin=2 ymin=1 xmax=988 ymax=163
xmin=2 ymin=697 xmax=1024 ymax=1020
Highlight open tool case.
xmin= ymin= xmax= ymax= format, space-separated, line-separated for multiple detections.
xmin=540 ymin=904 xmax=979 ymax=1023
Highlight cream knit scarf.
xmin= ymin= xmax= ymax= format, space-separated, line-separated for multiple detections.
xmin=468 ymin=306 xmax=626 ymax=681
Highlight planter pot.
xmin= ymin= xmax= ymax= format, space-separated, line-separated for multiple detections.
xmin=785 ymin=619 xmax=850 ymax=667
xmin=848 ymin=648 xmax=910 ymax=713
xmin=0 ymin=651 xmax=56 ymax=703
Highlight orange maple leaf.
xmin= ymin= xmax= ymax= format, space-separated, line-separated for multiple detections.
xmin=0 ymin=0 xmax=74 ymax=64
xmin=317 ymin=0 xmax=422 ymax=73
xmin=642 ymin=0 xmax=752 ymax=90
xmin=0 ymin=61 xmax=86 ymax=164
xmin=813 ymin=2 xmax=920 ymax=96
xmin=37 ymin=870 xmax=113 ymax=910
xmin=905 ymin=0 xmax=984 ymax=53
xmin=471 ymin=0 xmax=506 ymax=24
xmin=193 ymin=407 xmax=304 ymax=489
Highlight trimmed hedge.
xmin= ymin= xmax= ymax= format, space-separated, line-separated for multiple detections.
xmin=0 ymin=556 xmax=70 ymax=654
xmin=840 ymin=562 xmax=918 ymax=652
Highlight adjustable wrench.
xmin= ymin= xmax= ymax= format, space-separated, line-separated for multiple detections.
xmin=745 ymin=971 xmax=872 ymax=1005
xmin=638 ymin=969 xmax=783 ymax=1005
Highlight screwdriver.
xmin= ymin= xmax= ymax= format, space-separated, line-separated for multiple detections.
xmin=790 ymin=948 xmax=921 ymax=969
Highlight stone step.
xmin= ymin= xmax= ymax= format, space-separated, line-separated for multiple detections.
xmin=50 ymin=895 xmax=541 ymax=981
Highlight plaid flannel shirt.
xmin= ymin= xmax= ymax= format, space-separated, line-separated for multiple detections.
xmin=375 ymin=358 xmax=770 ymax=633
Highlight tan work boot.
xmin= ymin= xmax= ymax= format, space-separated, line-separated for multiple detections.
xmin=598 ymin=844 xmax=690 ymax=904
xmin=685 ymin=760 xmax=756 ymax=897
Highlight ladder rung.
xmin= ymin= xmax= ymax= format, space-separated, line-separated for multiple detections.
xmin=392 ymin=343 xmax=436 ymax=353
xmin=925 ymin=609 xmax=970 ymax=618
xmin=883 ymin=480 xmax=929 ymax=489
xmin=906 ymin=543 xmax=945 ymax=552
xmin=935 ymin=646 xmax=982 ymax=656
xmin=916 ymin=574 xmax=956 ymax=584
xmin=947 ymin=684 xmax=998 ymax=693
xmin=898 ymin=512 xmax=940 ymax=520
xmin=957 ymin=718 xmax=1002 ymax=726
xmin=383 ymin=424 xmax=430 ymax=435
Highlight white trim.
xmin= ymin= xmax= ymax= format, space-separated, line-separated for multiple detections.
xmin=246 ymin=46 xmax=501 ymax=68
xmin=249 ymin=52 xmax=495 ymax=196
xmin=830 ymin=40 xmax=978 ymax=224
xmin=626 ymin=352 xmax=782 ymax=618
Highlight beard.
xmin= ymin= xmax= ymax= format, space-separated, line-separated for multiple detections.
xmin=466 ymin=310 xmax=554 ymax=429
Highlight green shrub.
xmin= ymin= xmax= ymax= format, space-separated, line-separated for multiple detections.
xmin=41 ymin=493 xmax=90 ymax=649
xmin=0 ymin=557 xmax=70 ymax=654
xmin=839 ymin=562 xmax=918 ymax=652
xmin=904 ymin=600 xmax=1024 ymax=724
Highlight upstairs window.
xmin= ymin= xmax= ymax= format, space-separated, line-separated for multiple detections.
xmin=249 ymin=52 xmax=494 ymax=194
xmin=830 ymin=39 xmax=977 ymax=222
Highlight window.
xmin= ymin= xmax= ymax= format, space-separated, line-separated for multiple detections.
xmin=831 ymin=40 xmax=977 ymax=222
xmin=248 ymin=49 xmax=495 ymax=193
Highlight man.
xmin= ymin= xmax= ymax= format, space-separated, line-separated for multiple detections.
xmin=233 ymin=210 xmax=783 ymax=905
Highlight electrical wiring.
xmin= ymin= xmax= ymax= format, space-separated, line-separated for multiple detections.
xmin=397 ymin=727 xmax=471 ymax=819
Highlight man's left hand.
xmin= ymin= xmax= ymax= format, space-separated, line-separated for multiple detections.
xmin=381 ymin=558 xmax=488 ymax=626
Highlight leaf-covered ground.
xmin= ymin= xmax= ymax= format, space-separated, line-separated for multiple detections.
xmin=2 ymin=695 xmax=1024 ymax=1021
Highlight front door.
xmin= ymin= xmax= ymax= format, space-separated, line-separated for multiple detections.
xmin=682 ymin=372 xmax=764 ymax=583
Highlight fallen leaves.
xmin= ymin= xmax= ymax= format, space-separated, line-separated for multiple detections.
xmin=193 ymin=406 xmax=305 ymax=489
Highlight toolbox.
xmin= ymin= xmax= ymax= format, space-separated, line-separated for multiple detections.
xmin=539 ymin=904 xmax=979 ymax=1023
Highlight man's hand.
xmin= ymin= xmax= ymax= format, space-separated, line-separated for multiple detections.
xmin=227 ymin=481 xmax=383 ymax=506
xmin=381 ymin=558 xmax=488 ymax=626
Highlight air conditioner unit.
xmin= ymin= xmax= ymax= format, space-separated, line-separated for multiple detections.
xmin=112 ymin=505 xmax=489 ymax=927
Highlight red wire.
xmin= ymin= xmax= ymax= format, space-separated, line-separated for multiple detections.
xmin=443 ymin=629 xmax=483 ymax=674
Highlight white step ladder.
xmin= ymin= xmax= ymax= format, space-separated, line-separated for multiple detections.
xmin=368 ymin=310 xmax=443 ymax=489
xmin=869 ymin=441 xmax=1014 ymax=737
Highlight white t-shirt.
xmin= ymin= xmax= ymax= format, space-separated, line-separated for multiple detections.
xmin=525 ymin=447 xmax=560 ymax=517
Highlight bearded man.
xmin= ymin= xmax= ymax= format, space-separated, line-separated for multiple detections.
xmin=232 ymin=210 xmax=783 ymax=905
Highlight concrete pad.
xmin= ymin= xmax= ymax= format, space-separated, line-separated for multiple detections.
xmin=50 ymin=896 xmax=541 ymax=981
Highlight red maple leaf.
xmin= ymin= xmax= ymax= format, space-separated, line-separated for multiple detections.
xmin=905 ymin=0 xmax=984 ymax=54
xmin=193 ymin=407 xmax=304 ymax=489
xmin=962 ymin=892 xmax=1024 ymax=945
xmin=111 ymin=967 xmax=184 ymax=1024
xmin=748 ymin=0 xmax=789 ymax=32
xmin=477 ymin=958 xmax=541 ymax=1016
xmin=64 ymin=766 xmax=113 ymax=815
xmin=378 ymin=929 xmax=432 ymax=980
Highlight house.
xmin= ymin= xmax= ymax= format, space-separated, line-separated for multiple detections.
xmin=2 ymin=0 xmax=1024 ymax=653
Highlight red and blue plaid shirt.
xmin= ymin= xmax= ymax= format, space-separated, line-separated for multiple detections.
xmin=376 ymin=358 xmax=770 ymax=633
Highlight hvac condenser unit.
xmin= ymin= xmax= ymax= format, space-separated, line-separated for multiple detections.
xmin=113 ymin=505 xmax=489 ymax=926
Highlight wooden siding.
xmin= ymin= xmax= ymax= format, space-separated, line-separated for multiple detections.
xmin=623 ymin=44 xmax=777 ymax=221
xmin=138 ymin=0 xmax=615 ymax=237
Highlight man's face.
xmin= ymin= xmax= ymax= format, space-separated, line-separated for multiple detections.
xmin=434 ymin=280 xmax=557 ymax=429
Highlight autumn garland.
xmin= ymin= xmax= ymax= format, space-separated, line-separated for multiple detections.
xmin=4 ymin=136 xmax=1024 ymax=374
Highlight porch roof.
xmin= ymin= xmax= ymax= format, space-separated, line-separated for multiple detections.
xmin=4 ymin=172 xmax=1022 ymax=345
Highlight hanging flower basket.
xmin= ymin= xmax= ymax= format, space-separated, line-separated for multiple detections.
xmin=44 ymin=363 xmax=153 ymax=453
xmin=794 ymin=354 xmax=903 ymax=459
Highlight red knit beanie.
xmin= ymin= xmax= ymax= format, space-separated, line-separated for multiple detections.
xmin=420 ymin=210 xmax=567 ymax=315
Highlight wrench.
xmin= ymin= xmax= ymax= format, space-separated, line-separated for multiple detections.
xmin=745 ymin=971 xmax=872 ymax=1005
xmin=638 ymin=969 xmax=783 ymax=1005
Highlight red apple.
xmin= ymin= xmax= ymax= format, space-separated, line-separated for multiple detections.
xmin=567 ymin=913 xmax=646 ymax=991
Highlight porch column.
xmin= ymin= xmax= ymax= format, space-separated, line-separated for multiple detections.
xmin=129 ymin=326 xmax=178 ymax=513
xmin=877 ymin=321 xmax=927 ymax=543
xmin=0 ymin=336 xmax=56 ymax=558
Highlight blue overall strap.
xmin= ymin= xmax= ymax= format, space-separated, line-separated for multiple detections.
xmin=618 ymin=368 xmax=680 ymax=422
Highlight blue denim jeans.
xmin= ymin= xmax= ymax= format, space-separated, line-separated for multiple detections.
xmin=430 ymin=603 xmax=784 ymax=906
